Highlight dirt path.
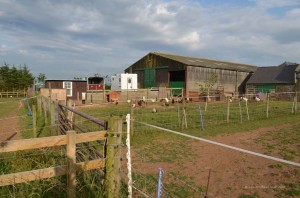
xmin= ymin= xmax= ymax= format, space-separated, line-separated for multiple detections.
xmin=188 ymin=125 xmax=299 ymax=197
xmin=133 ymin=123 xmax=300 ymax=197
xmin=0 ymin=101 xmax=23 ymax=142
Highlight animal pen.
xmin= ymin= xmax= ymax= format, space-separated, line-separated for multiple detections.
xmin=0 ymin=96 xmax=128 ymax=197
xmin=75 ymin=91 xmax=300 ymax=197
xmin=1 ymin=92 xmax=300 ymax=197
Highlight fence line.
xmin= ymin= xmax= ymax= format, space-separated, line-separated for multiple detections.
xmin=136 ymin=121 xmax=300 ymax=167
xmin=0 ymin=130 xmax=106 ymax=188
xmin=0 ymin=91 xmax=27 ymax=98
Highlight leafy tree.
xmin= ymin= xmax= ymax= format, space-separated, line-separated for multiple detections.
xmin=37 ymin=73 xmax=47 ymax=82
xmin=198 ymin=73 xmax=218 ymax=102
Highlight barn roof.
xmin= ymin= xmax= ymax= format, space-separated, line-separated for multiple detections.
xmin=45 ymin=79 xmax=86 ymax=82
xmin=247 ymin=62 xmax=299 ymax=84
xmin=151 ymin=52 xmax=257 ymax=72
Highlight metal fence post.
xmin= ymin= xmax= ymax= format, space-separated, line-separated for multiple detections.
xmin=156 ymin=168 xmax=164 ymax=198
xmin=126 ymin=114 xmax=133 ymax=198
xmin=130 ymin=100 xmax=134 ymax=136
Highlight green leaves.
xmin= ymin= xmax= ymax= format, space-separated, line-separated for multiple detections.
xmin=0 ymin=63 xmax=34 ymax=91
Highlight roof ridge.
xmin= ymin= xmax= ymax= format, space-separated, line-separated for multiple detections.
xmin=152 ymin=52 xmax=256 ymax=67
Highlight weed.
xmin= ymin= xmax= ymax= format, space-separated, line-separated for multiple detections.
xmin=268 ymin=164 xmax=283 ymax=169
xmin=239 ymin=193 xmax=260 ymax=198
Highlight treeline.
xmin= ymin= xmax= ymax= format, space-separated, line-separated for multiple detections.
xmin=0 ymin=63 xmax=34 ymax=91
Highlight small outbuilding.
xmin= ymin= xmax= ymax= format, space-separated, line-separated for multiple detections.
xmin=111 ymin=74 xmax=138 ymax=90
xmin=44 ymin=79 xmax=87 ymax=102
xmin=246 ymin=62 xmax=300 ymax=93
xmin=87 ymin=76 xmax=104 ymax=91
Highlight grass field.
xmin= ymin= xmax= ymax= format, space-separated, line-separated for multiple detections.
xmin=78 ymin=101 xmax=300 ymax=197
xmin=1 ymin=98 xmax=299 ymax=197
xmin=0 ymin=98 xmax=21 ymax=119
xmin=0 ymin=98 xmax=115 ymax=198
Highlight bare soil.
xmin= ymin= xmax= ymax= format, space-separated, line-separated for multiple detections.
xmin=133 ymin=123 xmax=300 ymax=198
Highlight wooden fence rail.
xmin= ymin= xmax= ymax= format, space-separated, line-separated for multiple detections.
xmin=0 ymin=130 xmax=107 ymax=198
xmin=0 ymin=91 xmax=27 ymax=98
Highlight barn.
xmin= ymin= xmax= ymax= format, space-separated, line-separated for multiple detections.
xmin=45 ymin=79 xmax=87 ymax=102
xmin=125 ymin=52 xmax=257 ymax=98
xmin=246 ymin=62 xmax=300 ymax=94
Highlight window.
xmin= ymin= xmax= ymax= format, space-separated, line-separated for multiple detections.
xmin=128 ymin=78 xmax=132 ymax=83
xmin=63 ymin=81 xmax=72 ymax=96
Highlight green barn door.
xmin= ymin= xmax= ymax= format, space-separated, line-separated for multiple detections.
xmin=144 ymin=68 xmax=155 ymax=88
xmin=257 ymin=84 xmax=276 ymax=93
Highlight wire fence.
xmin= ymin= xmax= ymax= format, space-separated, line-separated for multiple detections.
xmin=132 ymin=92 xmax=299 ymax=132
xmin=1 ymin=92 xmax=300 ymax=197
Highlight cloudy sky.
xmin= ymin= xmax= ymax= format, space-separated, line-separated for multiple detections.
xmin=1 ymin=0 xmax=300 ymax=79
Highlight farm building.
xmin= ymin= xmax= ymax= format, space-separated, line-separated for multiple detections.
xmin=111 ymin=73 xmax=138 ymax=90
xmin=87 ymin=76 xmax=104 ymax=91
xmin=125 ymin=52 xmax=257 ymax=98
xmin=246 ymin=62 xmax=300 ymax=94
xmin=44 ymin=79 xmax=87 ymax=102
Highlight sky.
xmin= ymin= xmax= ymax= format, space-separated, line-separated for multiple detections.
xmin=0 ymin=0 xmax=300 ymax=79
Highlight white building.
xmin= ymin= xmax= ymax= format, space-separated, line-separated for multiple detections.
xmin=111 ymin=73 xmax=138 ymax=90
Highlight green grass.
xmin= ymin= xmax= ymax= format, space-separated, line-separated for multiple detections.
xmin=0 ymin=98 xmax=115 ymax=197
xmin=77 ymin=101 xmax=300 ymax=196
xmin=255 ymin=125 xmax=300 ymax=162
xmin=2 ymin=99 xmax=300 ymax=197
xmin=239 ymin=193 xmax=260 ymax=198
xmin=0 ymin=98 xmax=20 ymax=119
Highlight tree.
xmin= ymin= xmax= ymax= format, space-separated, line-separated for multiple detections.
xmin=0 ymin=63 xmax=34 ymax=91
xmin=37 ymin=73 xmax=46 ymax=82
xmin=198 ymin=73 xmax=218 ymax=102
xmin=0 ymin=63 xmax=9 ymax=90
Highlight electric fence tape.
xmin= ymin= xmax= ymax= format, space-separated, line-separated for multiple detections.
xmin=136 ymin=121 xmax=300 ymax=167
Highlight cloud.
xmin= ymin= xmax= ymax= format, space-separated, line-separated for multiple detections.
xmin=253 ymin=0 xmax=300 ymax=8
xmin=0 ymin=0 xmax=299 ymax=79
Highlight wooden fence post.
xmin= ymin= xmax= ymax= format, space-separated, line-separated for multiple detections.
xmin=51 ymin=101 xmax=55 ymax=126
xmin=32 ymin=105 xmax=37 ymax=138
xmin=181 ymin=98 xmax=187 ymax=129
xmin=67 ymin=100 xmax=72 ymax=122
xmin=50 ymin=100 xmax=57 ymax=135
xmin=105 ymin=116 xmax=122 ymax=198
xmin=238 ymin=100 xmax=243 ymax=124
xmin=226 ymin=97 xmax=230 ymax=123
xmin=245 ymin=100 xmax=250 ymax=121
xmin=37 ymin=96 xmax=42 ymax=116
xmin=103 ymin=79 xmax=106 ymax=103
xmin=43 ymin=97 xmax=48 ymax=125
xmin=67 ymin=130 xmax=76 ymax=198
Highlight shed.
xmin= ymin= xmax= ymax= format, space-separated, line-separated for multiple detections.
xmin=45 ymin=79 xmax=87 ymax=102
xmin=87 ymin=76 xmax=104 ymax=90
xmin=125 ymin=52 xmax=257 ymax=97
xmin=247 ymin=62 xmax=300 ymax=93
xmin=111 ymin=74 xmax=138 ymax=90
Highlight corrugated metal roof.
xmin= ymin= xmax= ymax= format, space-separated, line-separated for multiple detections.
xmin=152 ymin=52 xmax=257 ymax=72
xmin=247 ymin=62 xmax=299 ymax=84
xmin=45 ymin=79 xmax=86 ymax=82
